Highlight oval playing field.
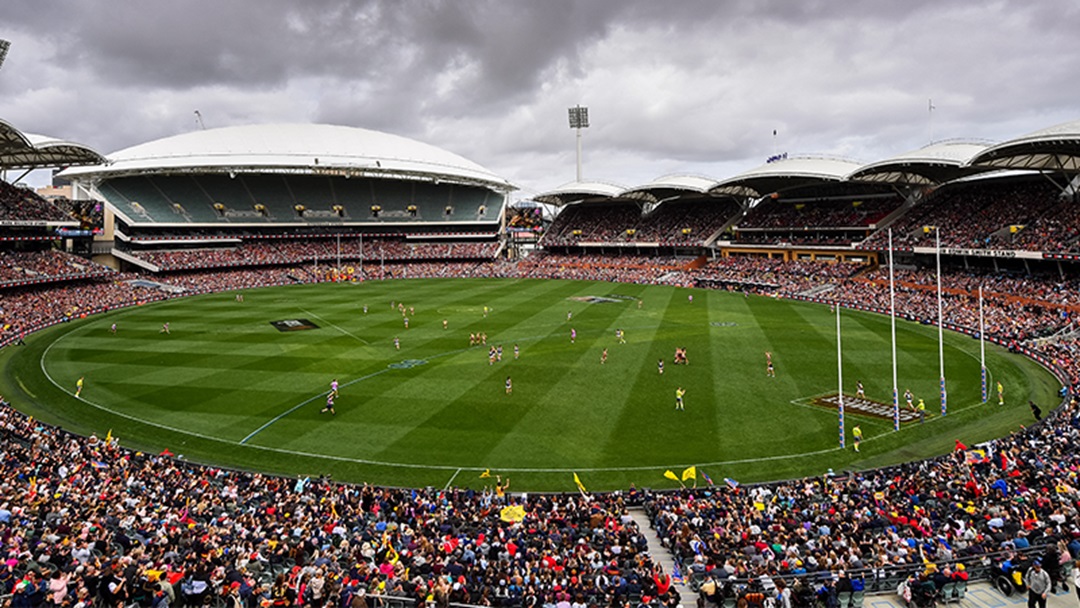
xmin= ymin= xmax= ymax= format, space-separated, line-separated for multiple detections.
xmin=0 ymin=279 xmax=1062 ymax=491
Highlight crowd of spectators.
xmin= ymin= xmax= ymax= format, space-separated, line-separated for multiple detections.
xmin=515 ymin=254 xmax=688 ymax=284
xmin=0 ymin=250 xmax=114 ymax=287
xmin=736 ymin=197 xmax=901 ymax=231
xmin=0 ymin=181 xmax=70 ymax=223
xmin=126 ymin=241 xmax=500 ymax=271
xmin=542 ymin=203 xmax=738 ymax=248
xmin=647 ymin=396 xmax=1080 ymax=597
xmin=730 ymin=232 xmax=868 ymax=247
xmin=868 ymin=182 xmax=1062 ymax=251
xmin=542 ymin=206 xmax=643 ymax=247
xmin=0 ymin=400 xmax=678 ymax=608
xmin=684 ymin=258 xmax=864 ymax=293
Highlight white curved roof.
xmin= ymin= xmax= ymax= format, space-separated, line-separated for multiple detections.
xmin=968 ymin=118 xmax=1080 ymax=171
xmin=0 ymin=119 xmax=106 ymax=169
xmin=624 ymin=174 xmax=717 ymax=194
xmin=848 ymin=140 xmax=994 ymax=185
xmin=710 ymin=155 xmax=863 ymax=197
xmin=61 ymin=123 xmax=514 ymax=191
xmin=532 ymin=180 xmax=627 ymax=206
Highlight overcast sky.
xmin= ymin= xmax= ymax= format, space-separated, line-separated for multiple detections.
xmin=2 ymin=0 xmax=1078 ymax=198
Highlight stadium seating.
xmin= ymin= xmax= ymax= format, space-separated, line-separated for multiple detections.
xmin=865 ymin=180 xmax=1061 ymax=251
xmin=0 ymin=179 xmax=71 ymax=222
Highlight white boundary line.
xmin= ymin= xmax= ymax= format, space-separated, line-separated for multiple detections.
xmin=300 ymin=309 xmax=370 ymax=344
xmin=443 ymin=468 xmax=462 ymax=490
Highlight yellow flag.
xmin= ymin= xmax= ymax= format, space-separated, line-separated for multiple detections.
xmin=573 ymin=472 xmax=587 ymax=494
xmin=105 ymin=429 xmax=113 ymax=444
xmin=682 ymin=466 xmax=696 ymax=481
xmin=664 ymin=470 xmax=680 ymax=482
xmin=499 ymin=505 xmax=526 ymax=522
xmin=479 ymin=469 xmax=491 ymax=478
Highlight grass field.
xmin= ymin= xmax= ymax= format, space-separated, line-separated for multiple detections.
xmin=0 ymin=278 xmax=1062 ymax=491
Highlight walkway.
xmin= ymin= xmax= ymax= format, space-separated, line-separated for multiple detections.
xmin=628 ymin=507 xmax=688 ymax=589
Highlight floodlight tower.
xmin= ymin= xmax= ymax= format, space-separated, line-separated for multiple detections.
xmin=0 ymin=39 xmax=11 ymax=71
xmin=568 ymin=105 xmax=589 ymax=182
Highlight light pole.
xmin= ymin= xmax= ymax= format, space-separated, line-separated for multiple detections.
xmin=568 ymin=105 xmax=589 ymax=182
xmin=0 ymin=39 xmax=10 ymax=71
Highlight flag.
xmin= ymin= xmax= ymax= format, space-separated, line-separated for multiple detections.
xmin=479 ymin=469 xmax=491 ymax=478
xmin=965 ymin=449 xmax=988 ymax=465
xmin=500 ymin=505 xmax=526 ymax=523
xmin=701 ymin=471 xmax=714 ymax=486
xmin=954 ymin=439 xmax=968 ymax=452
xmin=105 ymin=429 xmax=112 ymax=444
xmin=573 ymin=472 xmax=587 ymax=494
xmin=724 ymin=477 xmax=739 ymax=489
xmin=681 ymin=466 xmax=696 ymax=482
xmin=671 ymin=561 xmax=685 ymax=585
xmin=664 ymin=470 xmax=680 ymax=482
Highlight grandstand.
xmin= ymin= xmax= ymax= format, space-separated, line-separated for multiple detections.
xmin=56 ymin=123 xmax=515 ymax=274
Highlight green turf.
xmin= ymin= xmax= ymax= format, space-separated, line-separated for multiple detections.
xmin=0 ymin=278 xmax=1062 ymax=491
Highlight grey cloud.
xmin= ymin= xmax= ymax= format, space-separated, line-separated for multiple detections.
xmin=1 ymin=0 xmax=1079 ymax=195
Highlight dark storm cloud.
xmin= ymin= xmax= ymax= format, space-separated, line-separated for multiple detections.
xmin=1 ymin=0 xmax=1079 ymax=193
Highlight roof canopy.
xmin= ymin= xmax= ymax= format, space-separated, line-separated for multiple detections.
xmin=710 ymin=156 xmax=863 ymax=198
xmin=848 ymin=140 xmax=996 ymax=185
xmin=0 ymin=119 xmax=106 ymax=169
xmin=532 ymin=181 xmax=627 ymax=206
xmin=968 ymin=119 xmax=1080 ymax=172
xmin=618 ymin=174 xmax=720 ymax=203
xmin=61 ymin=123 xmax=514 ymax=192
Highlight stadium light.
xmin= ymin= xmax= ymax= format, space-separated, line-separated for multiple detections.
xmin=0 ymin=39 xmax=11 ymax=71
xmin=568 ymin=105 xmax=589 ymax=182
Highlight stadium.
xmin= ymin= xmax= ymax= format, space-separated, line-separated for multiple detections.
xmin=2 ymin=115 xmax=1080 ymax=608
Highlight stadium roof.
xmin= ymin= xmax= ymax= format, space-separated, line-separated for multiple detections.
xmin=0 ymin=118 xmax=106 ymax=169
xmin=968 ymin=119 xmax=1080 ymax=172
xmin=847 ymin=140 xmax=995 ymax=186
xmin=61 ymin=123 xmax=515 ymax=191
xmin=710 ymin=155 xmax=863 ymax=198
xmin=619 ymin=174 xmax=720 ymax=202
xmin=532 ymin=181 xmax=627 ymax=206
